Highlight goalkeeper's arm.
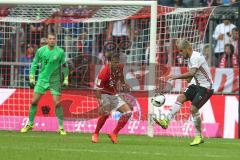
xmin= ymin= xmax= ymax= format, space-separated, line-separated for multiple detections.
xmin=29 ymin=50 xmax=40 ymax=88
xmin=62 ymin=63 xmax=69 ymax=86
xmin=61 ymin=50 xmax=69 ymax=86
xmin=29 ymin=50 xmax=40 ymax=76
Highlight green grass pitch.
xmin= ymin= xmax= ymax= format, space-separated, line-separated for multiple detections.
xmin=0 ymin=131 xmax=239 ymax=160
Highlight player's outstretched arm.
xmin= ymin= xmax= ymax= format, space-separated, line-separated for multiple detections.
xmin=167 ymin=68 xmax=197 ymax=81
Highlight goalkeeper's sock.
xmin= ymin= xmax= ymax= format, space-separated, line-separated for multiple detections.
xmin=113 ymin=112 xmax=132 ymax=135
xmin=192 ymin=112 xmax=202 ymax=136
xmin=94 ymin=114 xmax=109 ymax=134
xmin=28 ymin=104 xmax=37 ymax=125
xmin=56 ymin=106 xmax=64 ymax=129
xmin=168 ymin=101 xmax=182 ymax=121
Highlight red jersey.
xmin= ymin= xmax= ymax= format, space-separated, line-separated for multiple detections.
xmin=97 ymin=63 xmax=124 ymax=95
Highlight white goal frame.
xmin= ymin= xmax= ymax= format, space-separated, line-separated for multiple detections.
xmin=0 ymin=0 xmax=157 ymax=137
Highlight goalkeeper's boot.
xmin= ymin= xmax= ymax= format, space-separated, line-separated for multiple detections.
xmin=153 ymin=118 xmax=169 ymax=129
xmin=190 ymin=135 xmax=204 ymax=146
xmin=58 ymin=128 xmax=67 ymax=136
xmin=108 ymin=134 xmax=118 ymax=144
xmin=20 ymin=124 xmax=34 ymax=133
xmin=91 ymin=133 xmax=99 ymax=143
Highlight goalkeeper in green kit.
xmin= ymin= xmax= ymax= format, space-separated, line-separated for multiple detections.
xmin=20 ymin=33 xmax=69 ymax=135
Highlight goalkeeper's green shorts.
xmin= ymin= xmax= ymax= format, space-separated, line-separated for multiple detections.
xmin=34 ymin=80 xmax=61 ymax=96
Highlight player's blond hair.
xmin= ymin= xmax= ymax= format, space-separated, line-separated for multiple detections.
xmin=176 ymin=39 xmax=191 ymax=50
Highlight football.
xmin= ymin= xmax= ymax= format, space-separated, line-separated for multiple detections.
xmin=151 ymin=94 xmax=165 ymax=107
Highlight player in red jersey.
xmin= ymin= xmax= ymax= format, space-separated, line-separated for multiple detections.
xmin=92 ymin=53 xmax=132 ymax=144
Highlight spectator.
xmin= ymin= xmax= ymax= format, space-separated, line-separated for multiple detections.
xmin=230 ymin=0 xmax=238 ymax=5
xmin=82 ymin=32 xmax=93 ymax=56
xmin=203 ymin=44 xmax=212 ymax=66
xmin=211 ymin=0 xmax=224 ymax=6
xmin=229 ymin=27 xmax=238 ymax=56
xmin=182 ymin=0 xmax=200 ymax=7
xmin=158 ymin=0 xmax=175 ymax=6
xmin=107 ymin=20 xmax=132 ymax=63
xmin=1 ymin=23 xmax=25 ymax=86
xmin=76 ymin=32 xmax=92 ymax=60
xmin=107 ymin=20 xmax=131 ymax=53
xmin=98 ymin=52 xmax=107 ymax=65
xmin=212 ymin=16 xmax=236 ymax=66
xmin=40 ymin=37 xmax=48 ymax=47
xmin=19 ymin=46 xmax=34 ymax=86
xmin=0 ymin=23 xmax=3 ymax=61
xmin=61 ymin=23 xmax=80 ymax=58
xmin=221 ymin=0 xmax=237 ymax=5
xmin=29 ymin=23 xmax=45 ymax=47
xmin=173 ymin=0 xmax=183 ymax=7
xmin=218 ymin=43 xmax=238 ymax=68
xmin=61 ymin=23 xmax=75 ymax=56
xmin=200 ymin=0 xmax=212 ymax=7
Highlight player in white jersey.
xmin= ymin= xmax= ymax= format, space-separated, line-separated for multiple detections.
xmin=154 ymin=39 xmax=214 ymax=146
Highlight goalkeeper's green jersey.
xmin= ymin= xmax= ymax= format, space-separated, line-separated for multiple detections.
xmin=30 ymin=45 xmax=67 ymax=83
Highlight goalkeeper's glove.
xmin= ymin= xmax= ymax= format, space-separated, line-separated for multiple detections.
xmin=29 ymin=74 xmax=35 ymax=89
xmin=63 ymin=76 xmax=68 ymax=87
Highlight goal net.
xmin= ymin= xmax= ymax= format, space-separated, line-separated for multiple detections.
xmin=0 ymin=1 xmax=213 ymax=137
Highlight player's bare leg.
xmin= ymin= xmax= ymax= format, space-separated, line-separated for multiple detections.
xmin=109 ymin=104 xmax=132 ymax=144
xmin=190 ymin=105 xmax=204 ymax=146
xmin=21 ymin=93 xmax=42 ymax=133
xmin=53 ymin=95 xmax=66 ymax=135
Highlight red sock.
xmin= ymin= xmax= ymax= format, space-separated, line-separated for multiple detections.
xmin=113 ymin=112 xmax=132 ymax=135
xmin=94 ymin=114 xmax=109 ymax=134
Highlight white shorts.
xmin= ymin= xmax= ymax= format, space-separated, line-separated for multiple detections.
xmin=100 ymin=94 xmax=127 ymax=113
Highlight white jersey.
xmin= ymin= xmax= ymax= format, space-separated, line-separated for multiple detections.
xmin=112 ymin=20 xmax=129 ymax=37
xmin=212 ymin=23 xmax=236 ymax=53
xmin=188 ymin=51 xmax=213 ymax=89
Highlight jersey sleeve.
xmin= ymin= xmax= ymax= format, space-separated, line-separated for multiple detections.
xmin=96 ymin=66 xmax=109 ymax=88
xmin=190 ymin=56 xmax=202 ymax=69
xmin=30 ymin=48 xmax=41 ymax=76
xmin=212 ymin=25 xmax=220 ymax=40
xmin=61 ymin=49 xmax=69 ymax=78
xmin=61 ymin=49 xmax=66 ymax=65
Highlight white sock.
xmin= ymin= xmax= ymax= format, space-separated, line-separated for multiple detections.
xmin=167 ymin=101 xmax=182 ymax=121
xmin=192 ymin=112 xmax=202 ymax=136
